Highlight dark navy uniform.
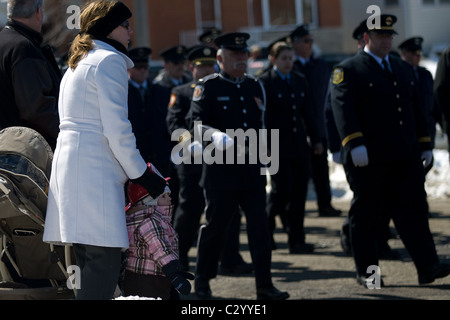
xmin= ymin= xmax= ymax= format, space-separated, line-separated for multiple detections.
xmin=190 ymin=70 xmax=277 ymax=292
xmin=190 ymin=33 xmax=289 ymax=300
xmin=166 ymin=79 xmax=248 ymax=272
xmin=399 ymin=37 xmax=442 ymax=153
xmin=259 ymin=66 xmax=321 ymax=252
xmin=128 ymin=81 xmax=171 ymax=172
xmin=434 ymin=46 xmax=450 ymax=156
xmin=153 ymin=45 xmax=192 ymax=210
xmin=331 ymin=45 xmax=444 ymax=282
xmin=290 ymin=25 xmax=340 ymax=217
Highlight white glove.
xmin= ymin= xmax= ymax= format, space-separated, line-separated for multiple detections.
xmin=421 ymin=151 xmax=433 ymax=168
xmin=211 ymin=131 xmax=234 ymax=151
xmin=187 ymin=141 xmax=203 ymax=158
xmin=332 ymin=151 xmax=342 ymax=164
xmin=351 ymin=145 xmax=369 ymax=167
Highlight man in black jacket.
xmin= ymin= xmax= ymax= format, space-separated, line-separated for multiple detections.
xmin=434 ymin=46 xmax=450 ymax=158
xmin=0 ymin=0 xmax=61 ymax=150
xmin=399 ymin=36 xmax=441 ymax=174
xmin=331 ymin=14 xmax=450 ymax=288
xmin=166 ymin=45 xmax=253 ymax=274
xmin=189 ymin=32 xmax=289 ymax=300
xmin=290 ymin=24 xmax=341 ymax=217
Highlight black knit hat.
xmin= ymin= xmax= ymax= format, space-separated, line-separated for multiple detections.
xmin=86 ymin=1 xmax=132 ymax=38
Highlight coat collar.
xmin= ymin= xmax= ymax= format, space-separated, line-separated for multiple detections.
xmin=93 ymin=40 xmax=134 ymax=69
xmin=5 ymin=20 xmax=43 ymax=47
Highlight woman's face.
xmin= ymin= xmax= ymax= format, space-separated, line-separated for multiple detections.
xmin=271 ymin=48 xmax=294 ymax=75
xmin=108 ymin=20 xmax=133 ymax=48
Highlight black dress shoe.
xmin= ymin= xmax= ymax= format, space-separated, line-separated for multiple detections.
xmin=319 ymin=206 xmax=342 ymax=217
xmin=340 ymin=231 xmax=352 ymax=256
xmin=419 ymin=263 xmax=450 ymax=285
xmin=256 ymin=286 xmax=289 ymax=300
xmin=195 ymin=278 xmax=212 ymax=299
xmin=356 ymin=275 xmax=384 ymax=289
xmin=378 ymin=244 xmax=401 ymax=260
xmin=289 ymin=242 xmax=314 ymax=254
xmin=220 ymin=262 xmax=254 ymax=275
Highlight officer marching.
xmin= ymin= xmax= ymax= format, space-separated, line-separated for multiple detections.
xmin=331 ymin=14 xmax=450 ymax=287
xmin=166 ymin=45 xmax=253 ymax=275
xmin=189 ymin=32 xmax=289 ymax=300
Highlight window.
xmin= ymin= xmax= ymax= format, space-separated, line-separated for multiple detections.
xmin=260 ymin=0 xmax=318 ymax=29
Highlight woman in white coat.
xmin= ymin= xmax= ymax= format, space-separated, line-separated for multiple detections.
xmin=43 ymin=0 xmax=166 ymax=300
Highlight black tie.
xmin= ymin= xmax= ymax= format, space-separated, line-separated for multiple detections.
xmin=139 ymin=85 xmax=146 ymax=102
xmin=382 ymin=59 xmax=393 ymax=79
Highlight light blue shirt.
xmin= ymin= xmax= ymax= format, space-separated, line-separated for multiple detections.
xmin=364 ymin=47 xmax=392 ymax=72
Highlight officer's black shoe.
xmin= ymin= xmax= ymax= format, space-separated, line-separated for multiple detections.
xmin=378 ymin=244 xmax=401 ymax=260
xmin=356 ymin=275 xmax=385 ymax=289
xmin=418 ymin=263 xmax=450 ymax=285
xmin=289 ymin=242 xmax=314 ymax=254
xmin=256 ymin=286 xmax=289 ymax=300
xmin=340 ymin=231 xmax=352 ymax=256
xmin=319 ymin=206 xmax=342 ymax=217
xmin=220 ymin=262 xmax=254 ymax=275
xmin=195 ymin=277 xmax=212 ymax=299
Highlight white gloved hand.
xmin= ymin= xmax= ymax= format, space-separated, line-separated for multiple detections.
xmin=211 ymin=131 xmax=234 ymax=151
xmin=332 ymin=151 xmax=342 ymax=164
xmin=351 ymin=145 xmax=369 ymax=167
xmin=187 ymin=141 xmax=203 ymax=158
xmin=421 ymin=150 xmax=433 ymax=168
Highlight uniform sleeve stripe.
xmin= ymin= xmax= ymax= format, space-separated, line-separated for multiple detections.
xmin=342 ymin=132 xmax=363 ymax=147
xmin=419 ymin=137 xmax=432 ymax=143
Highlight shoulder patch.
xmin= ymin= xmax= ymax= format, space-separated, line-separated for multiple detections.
xmin=333 ymin=68 xmax=344 ymax=85
xmin=169 ymin=93 xmax=177 ymax=108
xmin=193 ymin=85 xmax=204 ymax=101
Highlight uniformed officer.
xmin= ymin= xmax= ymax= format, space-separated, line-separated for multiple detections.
xmin=198 ymin=28 xmax=221 ymax=49
xmin=331 ymin=14 xmax=450 ymax=287
xmin=166 ymin=45 xmax=253 ymax=274
xmin=289 ymin=24 xmax=342 ymax=217
xmin=189 ymin=32 xmax=289 ymax=300
xmin=259 ymin=41 xmax=322 ymax=254
xmin=128 ymin=47 xmax=172 ymax=174
xmin=326 ymin=19 xmax=399 ymax=260
xmin=399 ymin=37 xmax=442 ymax=171
xmin=434 ymin=46 xmax=450 ymax=157
xmin=153 ymin=45 xmax=192 ymax=88
xmin=153 ymin=45 xmax=193 ymax=211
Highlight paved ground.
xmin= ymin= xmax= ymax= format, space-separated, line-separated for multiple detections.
xmin=181 ymin=197 xmax=450 ymax=301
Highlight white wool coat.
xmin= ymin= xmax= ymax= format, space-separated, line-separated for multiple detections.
xmin=43 ymin=40 xmax=147 ymax=248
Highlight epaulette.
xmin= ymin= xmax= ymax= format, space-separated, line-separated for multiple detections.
xmin=198 ymin=73 xmax=220 ymax=83
xmin=246 ymin=73 xmax=258 ymax=81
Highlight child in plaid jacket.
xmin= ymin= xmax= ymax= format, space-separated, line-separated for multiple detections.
xmin=122 ymin=163 xmax=194 ymax=299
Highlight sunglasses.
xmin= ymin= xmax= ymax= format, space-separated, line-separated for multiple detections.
xmin=134 ymin=64 xmax=149 ymax=70
xmin=120 ymin=20 xmax=130 ymax=30
xmin=302 ymin=38 xmax=314 ymax=44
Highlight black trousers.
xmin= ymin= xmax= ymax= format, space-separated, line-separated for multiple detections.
xmin=73 ymin=244 xmax=122 ymax=300
xmin=196 ymin=178 xmax=272 ymax=289
xmin=173 ymin=164 xmax=244 ymax=269
xmin=309 ymin=141 xmax=333 ymax=209
xmin=344 ymin=158 xmax=439 ymax=277
xmin=267 ymin=157 xmax=310 ymax=246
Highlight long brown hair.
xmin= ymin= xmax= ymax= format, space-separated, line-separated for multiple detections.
xmin=68 ymin=0 xmax=118 ymax=70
